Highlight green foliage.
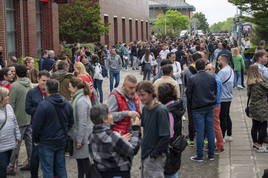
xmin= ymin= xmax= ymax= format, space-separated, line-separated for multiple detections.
xmin=18 ymin=57 xmax=40 ymax=70
xmin=58 ymin=0 xmax=110 ymax=43
xmin=153 ymin=10 xmax=189 ymax=39
xmin=228 ymin=0 xmax=268 ymax=45
xmin=210 ymin=18 xmax=234 ymax=32
xmin=191 ymin=12 xmax=209 ymax=33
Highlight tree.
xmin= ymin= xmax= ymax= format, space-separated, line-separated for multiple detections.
xmin=210 ymin=18 xmax=234 ymax=33
xmin=228 ymin=0 xmax=268 ymax=44
xmin=191 ymin=12 xmax=209 ymax=33
xmin=58 ymin=0 xmax=110 ymax=43
xmin=153 ymin=10 xmax=189 ymax=39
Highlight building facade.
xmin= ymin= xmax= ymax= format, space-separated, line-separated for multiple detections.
xmin=0 ymin=0 xmax=60 ymax=61
xmin=99 ymin=0 xmax=149 ymax=47
xmin=149 ymin=0 xmax=195 ymax=28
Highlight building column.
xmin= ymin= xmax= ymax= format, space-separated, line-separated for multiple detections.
xmin=40 ymin=1 xmax=59 ymax=55
xmin=23 ymin=0 xmax=38 ymax=58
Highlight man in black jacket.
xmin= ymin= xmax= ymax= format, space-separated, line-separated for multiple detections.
xmin=32 ymin=79 xmax=74 ymax=178
xmin=25 ymin=70 xmax=50 ymax=178
xmin=187 ymin=59 xmax=217 ymax=162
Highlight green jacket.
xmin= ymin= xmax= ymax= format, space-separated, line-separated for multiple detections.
xmin=248 ymin=81 xmax=268 ymax=122
xmin=233 ymin=55 xmax=245 ymax=71
xmin=9 ymin=77 xmax=33 ymax=126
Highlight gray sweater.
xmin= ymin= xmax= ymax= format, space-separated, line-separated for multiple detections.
xmin=0 ymin=104 xmax=21 ymax=152
xmin=107 ymin=54 xmax=122 ymax=71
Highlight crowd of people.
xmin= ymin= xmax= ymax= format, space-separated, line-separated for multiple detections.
xmin=0 ymin=35 xmax=267 ymax=178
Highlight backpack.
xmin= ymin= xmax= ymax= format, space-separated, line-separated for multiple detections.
xmin=101 ymin=65 xmax=108 ymax=78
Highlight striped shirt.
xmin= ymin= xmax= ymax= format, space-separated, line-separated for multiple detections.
xmin=0 ymin=104 xmax=21 ymax=152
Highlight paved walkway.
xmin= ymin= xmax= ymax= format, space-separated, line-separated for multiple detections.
xmin=219 ymin=89 xmax=268 ymax=178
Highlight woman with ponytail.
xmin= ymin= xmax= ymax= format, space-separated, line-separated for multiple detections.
xmin=68 ymin=77 xmax=93 ymax=178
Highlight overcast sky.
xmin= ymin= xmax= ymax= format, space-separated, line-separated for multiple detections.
xmin=186 ymin=0 xmax=238 ymax=26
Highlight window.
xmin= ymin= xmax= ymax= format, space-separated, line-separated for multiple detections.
xmin=141 ymin=21 xmax=144 ymax=41
xmin=135 ymin=20 xmax=138 ymax=41
xmin=36 ymin=0 xmax=42 ymax=58
xmin=104 ymin=16 xmax=109 ymax=46
xmin=5 ymin=0 xmax=16 ymax=59
xmin=129 ymin=20 xmax=132 ymax=42
xmin=114 ymin=18 xmax=118 ymax=43
xmin=122 ymin=19 xmax=126 ymax=43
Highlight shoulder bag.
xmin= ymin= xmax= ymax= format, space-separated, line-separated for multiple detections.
xmin=52 ymin=103 xmax=74 ymax=156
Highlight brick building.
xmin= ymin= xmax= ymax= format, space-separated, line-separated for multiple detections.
xmin=149 ymin=0 xmax=195 ymax=28
xmin=0 ymin=0 xmax=60 ymax=61
xmin=99 ymin=0 xmax=149 ymax=47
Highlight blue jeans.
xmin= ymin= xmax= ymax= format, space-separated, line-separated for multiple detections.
xmin=94 ymin=79 xmax=103 ymax=103
xmin=38 ymin=144 xmax=67 ymax=178
xmin=193 ymin=109 xmax=215 ymax=159
xmin=0 ymin=150 xmax=12 ymax=178
xmin=233 ymin=70 xmax=242 ymax=87
xmin=130 ymin=55 xmax=134 ymax=68
xmin=30 ymin=144 xmax=39 ymax=178
xmin=109 ymin=70 xmax=120 ymax=92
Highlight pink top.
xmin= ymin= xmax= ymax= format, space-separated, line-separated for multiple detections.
xmin=165 ymin=100 xmax=175 ymax=138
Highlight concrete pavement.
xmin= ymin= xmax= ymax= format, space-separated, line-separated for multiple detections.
xmin=8 ymin=70 xmax=268 ymax=178
xmin=219 ymin=89 xmax=268 ymax=178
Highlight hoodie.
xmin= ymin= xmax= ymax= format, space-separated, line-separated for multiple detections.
xmin=32 ymin=94 xmax=74 ymax=146
xmin=51 ymin=70 xmax=73 ymax=101
xmin=9 ymin=77 xmax=32 ymax=126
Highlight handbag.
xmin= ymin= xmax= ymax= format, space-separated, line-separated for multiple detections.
xmin=169 ymin=135 xmax=187 ymax=153
xmin=245 ymin=87 xmax=251 ymax=117
xmin=53 ymin=104 xmax=74 ymax=156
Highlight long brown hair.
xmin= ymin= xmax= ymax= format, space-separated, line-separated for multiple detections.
xmin=247 ymin=64 xmax=263 ymax=85
xmin=144 ymin=49 xmax=150 ymax=62
xmin=69 ymin=77 xmax=90 ymax=96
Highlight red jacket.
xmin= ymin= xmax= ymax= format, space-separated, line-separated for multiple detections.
xmin=110 ymin=92 xmax=140 ymax=135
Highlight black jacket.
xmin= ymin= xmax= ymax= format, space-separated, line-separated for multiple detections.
xmin=164 ymin=99 xmax=185 ymax=175
xmin=32 ymin=94 xmax=74 ymax=146
xmin=25 ymin=86 xmax=47 ymax=119
xmin=186 ymin=71 xmax=217 ymax=111
xmin=131 ymin=45 xmax=137 ymax=57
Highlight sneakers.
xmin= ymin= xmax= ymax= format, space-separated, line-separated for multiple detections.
xmin=254 ymin=145 xmax=268 ymax=153
xmin=237 ymin=85 xmax=244 ymax=89
xmin=208 ymin=157 xmax=215 ymax=161
xmin=187 ymin=140 xmax=195 ymax=147
xmin=204 ymin=140 xmax=208 ymax=145
xmin=224 ymin=136 xmax=233 ymax=142
xmin=182 ymin=116 xmax=186 ymax=121
xmin=190 ymin=156 xmax=203 ymax=162
xmin=214 ymin=148 xmax=224 ymax=155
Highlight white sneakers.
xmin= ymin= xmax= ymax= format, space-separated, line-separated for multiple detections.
xmin=224 ymin=136 xmax=233 ymax=142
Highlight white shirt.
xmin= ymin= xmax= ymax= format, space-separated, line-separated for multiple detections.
xmin=141 ymin=55 xmax=153 ymax=66
xmin=160 ymin=50 xmax=170 ymax=60
xmin=172 ymin=61 xmax=182 ymax=84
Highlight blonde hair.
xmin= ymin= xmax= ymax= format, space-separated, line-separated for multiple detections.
xmin=232 ymin=48 xmax=240 ymax=57
xmin=247 ymin=64 xmax=263 ymax=85
xmin=74 ymin=62 xmax=88 ymax=76
xmin=0 ymin=87 xmax=9 ymax=108
xmin=23 ymin=57 xmax=34 ymax=66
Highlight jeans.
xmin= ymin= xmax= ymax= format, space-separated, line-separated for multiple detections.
xmin=123 ymin=56 xmax=128 ymax=69
xmin=93 ymin=79 xmax=103 ymax=103
xmin=38 ymin=144 xmax=67 ymax=178
xmin=214 ymin=106 xmax=224 ymax=150
xmin=9 ymin=125 xmax=32 ymax=168
xmin=30 ymin=144 xmax=39 ymax=178
xmin=130 ymin=55 xmax=134 ymax=68
xmin=0 ymin=150 xmax=12 ymax=178
xmin=251 ymin=120 xmax=267 ymax=145
xmin=193 ymin=109 xmax=215 ymax=159
xmin=109 ymin=70 xmax=120 ymax=92
xmin=143 ymin=69 xmax=152 ymax=80
xmin=220 ymin=102 xmax=232 ymax=138
xmin=233 ymin=70 xmax=242 ymax=87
